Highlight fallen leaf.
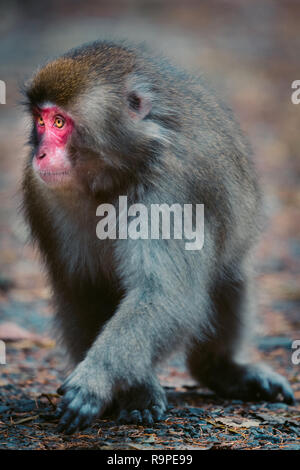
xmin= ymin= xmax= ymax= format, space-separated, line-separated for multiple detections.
xmin=215 ymin=417 xmax=260 ymax=428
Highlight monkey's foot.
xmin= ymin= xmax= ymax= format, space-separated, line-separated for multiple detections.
xmin=117 ymin=381 xmax=167 ymax=425
xmin=210 ymin=362 xmax=295 ymax=405
xmin=55 ymin=363 xmax=107 ymax=434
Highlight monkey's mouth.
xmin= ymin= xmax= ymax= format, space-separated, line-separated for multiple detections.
xmin=37 ymin=170 xmax=72 ymax=186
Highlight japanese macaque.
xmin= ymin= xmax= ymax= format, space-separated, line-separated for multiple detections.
xmin=22 ymin=40 xmax=294 ymax=434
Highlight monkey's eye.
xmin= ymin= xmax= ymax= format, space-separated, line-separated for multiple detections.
xmin=37 ymin=116 xmax=44 ymax=126
xmin=54 ymin=116 xmax=65 ymax=128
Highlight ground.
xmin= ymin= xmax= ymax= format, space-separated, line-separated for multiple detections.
xmin=0 ymin=0 xmax=299 ymax=450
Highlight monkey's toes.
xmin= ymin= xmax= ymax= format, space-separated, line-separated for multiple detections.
xmin=117 ymin=404 xmax=166 ymax=425
xmin=56 ymin=386 xmax=101 ymax=434
xmin=249 ymin=369 xmax=295 ymax=405
xmin=219 ymin=364 xmax=295 ymax=405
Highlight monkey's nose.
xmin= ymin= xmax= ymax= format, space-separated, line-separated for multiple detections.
xmin=38 ymin=152 xmax=46 ymax=159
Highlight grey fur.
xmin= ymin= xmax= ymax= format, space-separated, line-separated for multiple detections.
xmin=22 ymin=40 xmax=294 ymax=433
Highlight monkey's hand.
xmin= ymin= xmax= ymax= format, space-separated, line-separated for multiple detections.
xmin=55 ymin=360 xmax=110 ymax=434
xmin=55 ymin=268 xmax=184 ymax=433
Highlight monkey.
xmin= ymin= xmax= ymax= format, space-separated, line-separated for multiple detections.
xmin=22 ymin=40 xmax=295 ymax=434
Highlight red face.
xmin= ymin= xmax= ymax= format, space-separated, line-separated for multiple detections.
xmin=33 ymin=105 xmax=74 ymax=186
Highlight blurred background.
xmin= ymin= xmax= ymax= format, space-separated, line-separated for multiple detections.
xmin=0 ymin=0 xmax=299 ymax=397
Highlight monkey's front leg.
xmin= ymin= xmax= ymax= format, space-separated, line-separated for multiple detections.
xmin=56 ymin=288 xmax=171 ymax=433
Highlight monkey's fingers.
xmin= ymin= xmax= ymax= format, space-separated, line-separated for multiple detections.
xmin=142 ymin=409 xmax=154 ymax=425
xmin=57 ymin=403 xmax=99 ymax=434
xmin=60 ymin=404 xmax=98 ymax=435
xmin=56 ymin=388 xmax=101 ymax=434
xmin=151 ymin=404 xmax=165 ymax=421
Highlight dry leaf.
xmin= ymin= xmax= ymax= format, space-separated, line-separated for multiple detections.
xmin=215 ymin=417 xmax=260 ymax=428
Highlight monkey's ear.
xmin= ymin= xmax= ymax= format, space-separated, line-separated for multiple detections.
xmin=126 ymin=90 xmax=152 ymax=121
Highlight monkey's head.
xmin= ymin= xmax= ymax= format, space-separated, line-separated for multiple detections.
xmin=24 ymin=41 xmax=180 ymax=197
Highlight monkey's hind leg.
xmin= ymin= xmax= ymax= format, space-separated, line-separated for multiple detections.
xmin=116 ymin=375 xmax=167 ymax=425
xmin=187 ymin=273 xmax=295 ymax=404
